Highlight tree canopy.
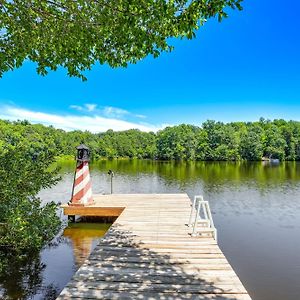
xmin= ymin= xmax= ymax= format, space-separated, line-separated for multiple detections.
xmin=0 ymin=0 xmax=243 ymax=80
xmin=1 ymin=118 xmax=300 ymax=162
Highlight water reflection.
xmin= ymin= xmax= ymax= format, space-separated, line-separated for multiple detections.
xmin=90 ymin=160 xmax=300 ymax=189
xmin=92 ymin=160 xmax=300 ymax=198
xmin=0 ymin=252 xmax=58 ymax=300
xmin=0 ymin=223 xmax=110 ymax=300
xmin=47 ymin=159 xmax=300 ymax=300
xmin=5 ymin=160 xmax=300 ymax=300
xmin=63 ymin=223 xmax=110 ymax=267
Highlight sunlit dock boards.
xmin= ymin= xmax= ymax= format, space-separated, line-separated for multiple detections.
xmin=58 ymin=194 xmax=251 ymax=299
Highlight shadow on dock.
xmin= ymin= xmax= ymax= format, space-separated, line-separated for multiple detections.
xmin=58 ymin=225 xmax=248 ymax=300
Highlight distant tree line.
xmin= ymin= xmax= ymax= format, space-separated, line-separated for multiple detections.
xmin=1 ymin=118 xmax=300 ymax=161
xmin=0 ymin=118 xmax=300 ymax=161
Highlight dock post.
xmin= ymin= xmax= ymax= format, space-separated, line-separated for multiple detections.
xmin=68 ymin=215 xmax=75 ymax=223
xmin=108 ymin=170 xmax=114 ymax=194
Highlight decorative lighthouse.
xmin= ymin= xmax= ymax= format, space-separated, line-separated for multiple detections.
xmin=69 ymin=144 xmax=94 ymax=206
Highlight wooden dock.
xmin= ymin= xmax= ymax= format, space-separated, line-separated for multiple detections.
xmin=58 ymin=194 xmax=251 ymax=299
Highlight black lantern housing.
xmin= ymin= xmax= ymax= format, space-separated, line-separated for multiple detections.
xmin=76 ymin=144 xmax=90 ymax=162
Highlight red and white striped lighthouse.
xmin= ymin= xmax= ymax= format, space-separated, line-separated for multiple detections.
xmin=69 ymin=144 xmax=94 ymax=206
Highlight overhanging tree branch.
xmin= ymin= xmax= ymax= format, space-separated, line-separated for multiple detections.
xmin=0 ymin=0 xmax=243 ymax=80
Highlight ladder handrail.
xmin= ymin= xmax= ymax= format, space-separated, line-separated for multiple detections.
xmin=188 ymin=195 xmax=203 ymax=227
xmin=189 ymin=195 xmax=217 ymax=242
xmin=192 ymin=197 xmax=202 ymax=236
xmin=204 ymin=200 xmax=215 ymax=229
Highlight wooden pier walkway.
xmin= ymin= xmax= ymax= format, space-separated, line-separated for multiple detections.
xmin=58 ymin=194 xmax=251 ymax=299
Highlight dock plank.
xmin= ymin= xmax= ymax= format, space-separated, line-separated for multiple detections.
xmin=58 ymin=194 xmax=251 ymax=300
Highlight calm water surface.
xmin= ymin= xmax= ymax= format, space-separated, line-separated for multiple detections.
xmin=1 ymin=160 xmax=300 ymax=299
xmin=0 ymin=222 xmax=111 ymax=299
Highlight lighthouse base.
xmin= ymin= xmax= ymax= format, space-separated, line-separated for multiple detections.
xmin=61 ymin=204 xmax=124 ymax=218
xmin=68 ymin=201 xmax=95 ymax=207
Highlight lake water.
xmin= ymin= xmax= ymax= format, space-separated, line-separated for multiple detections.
xmin=1 ymin=160 xmax=300 ymax=299
xmin=0 ymin=221 xmax=111 ymax=300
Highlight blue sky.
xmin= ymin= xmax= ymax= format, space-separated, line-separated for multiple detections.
xmin=0 ymin=0 xmax=299 ymax=132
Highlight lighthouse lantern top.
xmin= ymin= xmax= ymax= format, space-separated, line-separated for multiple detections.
xmin=76 ymin=144 xmax=90 ymax=162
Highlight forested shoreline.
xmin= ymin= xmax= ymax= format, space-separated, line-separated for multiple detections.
xmin=1 ymin=118 xmax=300 ymax=161
xmin=1 ymin=116 xmax=300 ymax=280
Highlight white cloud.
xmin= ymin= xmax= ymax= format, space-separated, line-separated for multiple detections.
xmin=135 ymin=114 xmax=147 ymax=119
xmin=0 ymin=105 xmax=163 ymax=133
xmin=70 ymin=103 xmax=148 ymax=120
xmin=70 ymin=104 xmax=83 ymax=111
xmin=102 ymin=106 xmax=148 ymax=120
xmin=70 ymin=103 xmax=97 ymax=112
xmin=103 ymin=106 xmax=130 ymax=118
xmin=85 ymin=103 xmax=97 ymax=112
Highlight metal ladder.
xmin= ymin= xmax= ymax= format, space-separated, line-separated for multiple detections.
xmin=188 ymin=195 xmax=217 ymax=242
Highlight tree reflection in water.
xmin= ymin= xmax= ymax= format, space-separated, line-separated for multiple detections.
xmin=0 ymin=251 xmax=59 ymax=299
xmin=0 ymin=222 xmax=111 ymax=300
